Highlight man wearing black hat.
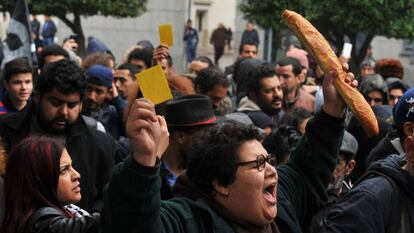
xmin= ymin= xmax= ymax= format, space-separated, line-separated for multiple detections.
xmin=160 ymin=94 xmax=218 ymax=199
xmin=82 ymin=64 xmax=127 ymax=140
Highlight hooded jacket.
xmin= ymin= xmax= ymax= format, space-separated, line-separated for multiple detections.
xmin=237 ymin=96 xmax=283 ymax=126
xmin=86 ymin=37 xmax=111 ymax=55
xmin=324 ymin=154 xmax=414 ymax=233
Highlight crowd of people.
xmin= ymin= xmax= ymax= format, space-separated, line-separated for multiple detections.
xmin=0 ymin=15 xmax=412 ymax=233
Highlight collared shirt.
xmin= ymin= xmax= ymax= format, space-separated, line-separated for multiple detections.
xmin=161 ymin=161 xmax=178 ymax=187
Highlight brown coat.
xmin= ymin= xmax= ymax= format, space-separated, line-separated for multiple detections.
xmin=210 ymin=27 xmax=227 ymax=47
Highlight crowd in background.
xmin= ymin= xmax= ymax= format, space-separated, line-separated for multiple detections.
xmin=0 ymin=15 xmax=412 ymax=233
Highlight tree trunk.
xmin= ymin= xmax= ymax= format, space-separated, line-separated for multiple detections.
xmin=73 ymin=12 xmax=86 ymax=57
xmin=350 ymin=34 xmax=374 ymax=74
xmin=56 ymin=12 xmax=86 ymax=57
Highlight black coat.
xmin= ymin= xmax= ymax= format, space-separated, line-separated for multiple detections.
xmin=365 ymin=130 xmax=400 ymax=170
xmin=324 ymin=154 xmax=414 ymax=233
xmin=26 ymin=207 xmax=99 ymax=233
xmin=0 ymin=103 xmax=126 ymax=212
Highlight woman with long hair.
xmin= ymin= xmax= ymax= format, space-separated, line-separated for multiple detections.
xmin=1 ymin=136 xmax=99 ymax=233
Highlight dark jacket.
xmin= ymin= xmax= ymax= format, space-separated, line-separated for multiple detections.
xmin=82 ymin=96 xmax=127 ymax=140
xmin=102 ymin=110 xmax=344 ymax=233
xmin=365 ymin=130 xmax=400 ymax=170
xmin=31 ymin=18 xmax=41 ymax=39
xmin=0 ymin=103 xmax=125 ymax=213
xmin=26 ymin=207 xmax=99 ymax=233
xmin=0 ymin=89 xmax=33 ymax=116
xmin=210 ymin=27 xmax=227 ymax=47
xmin=241 ymin=29 xmax=259 ymax=46
xmin=324 ymin=154 xmax=414 ymax=233
xmin=41 ymin=19 xmax=57 ymax=38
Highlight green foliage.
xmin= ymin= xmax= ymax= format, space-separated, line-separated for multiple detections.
xmin=240 ymin=0 xmax=414 ymax=39
xmin=1 ymin=0 xmax=147 ymax=18
xmin=0 ymin=0 xmax=147 ymax=55
xmin=239 ymin=0 xmax=414 ymax=69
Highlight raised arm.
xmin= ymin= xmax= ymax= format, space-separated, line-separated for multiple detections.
xmin=102 ymin=99 xmax=172 ymax=233
xmin=277 ymin=67 xmax=357 ymax=225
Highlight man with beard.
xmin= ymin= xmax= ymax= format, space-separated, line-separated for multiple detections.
xmin=0 ymin=59 xmax=126 ymax=213
xmin=160 ymin=94 xmax=218 ymax=199
xmin=82 ymin=64 xmax=126 ymax=139
xmin=276 ymin=57 xmax=315 ymax=113
xmin=235 ymin=64 xmax=284 ymax=134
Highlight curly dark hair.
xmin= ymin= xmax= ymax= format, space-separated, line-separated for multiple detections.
xmin=37 ymin=44 xmax=70 ymax=69
xmin=127 ymin=47 xmax=153 ymax=68
xmin=187 ymin=121 xmax=263 ymax=195
xmin=37 ymin=59 xmax=86 ymax=98
xmin=262 ymin=125 xmax=301 ymax=166
xmin=194 ymin=68 xmax=229 ymax=93
xmin=278 ymin=107 xmax=312 ymax=133
xmin=246 ymin=64 xmax=277 ymax=97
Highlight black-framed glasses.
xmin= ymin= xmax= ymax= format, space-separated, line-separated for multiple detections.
xmin=236 ymin=154 xmax=277 ymax=171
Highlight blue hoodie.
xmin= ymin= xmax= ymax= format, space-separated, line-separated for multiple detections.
xmin=86 ymin=37 xmax=111 ymax=55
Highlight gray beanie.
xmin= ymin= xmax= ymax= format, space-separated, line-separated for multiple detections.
xmin=340 ymin=130 xmax=358 ymax=155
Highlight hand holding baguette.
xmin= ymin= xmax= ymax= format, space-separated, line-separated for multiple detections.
xmin=282 ymin=10 xmax=379 ymax=137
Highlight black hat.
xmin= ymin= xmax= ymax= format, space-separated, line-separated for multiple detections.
xmin=165 ymin=95 xmax=217 ymax=128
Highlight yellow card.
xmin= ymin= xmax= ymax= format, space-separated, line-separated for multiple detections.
xmin=159 ymin=24 xmax=174 ymax=47
xmin=136 ymin=64 xmax=173 ymax=105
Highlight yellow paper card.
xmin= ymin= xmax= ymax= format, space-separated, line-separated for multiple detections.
xmin=159 ymin=24 xmax=174 ymax=47
xmin=136 ymin=64 xmax=173 ymax=105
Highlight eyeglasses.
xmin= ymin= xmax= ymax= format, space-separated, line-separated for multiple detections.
xmin=236 ymin=154 xmax=277 ymax=171
xmin=365 ymin=96 xmax=383 ymax=103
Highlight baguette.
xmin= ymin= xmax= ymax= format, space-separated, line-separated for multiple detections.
xmin=282 ymin=10 xmax=379 ymax=137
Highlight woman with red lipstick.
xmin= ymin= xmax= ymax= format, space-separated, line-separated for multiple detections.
xmin=1 ymin=136 xmax=99 ymax=233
